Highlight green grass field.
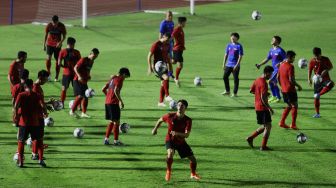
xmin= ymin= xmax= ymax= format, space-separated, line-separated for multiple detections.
xmin=0 ymin=0 xmax=336 ymax=187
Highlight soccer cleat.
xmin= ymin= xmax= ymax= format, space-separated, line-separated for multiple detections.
xmin=54 ymin=78 xmax=59 ymax=82
xmin=246 ymin=137 xmax=254 ymax=148
xmin=231 ymin=94 xmax=238 ymax=97
xmin=312 ymin=113 xmax=321 ymax=118
xmin=69 ymin=110 xmax=79 ymax=117
xmin=279 ymin=123 xmax=290 ymax=129
xmin=104 ymin=139 xmax=110 ymax=145
xmin=174 ymin=79 xmax=180 ymax=87
xmin=113 ymin=140 xmax=124 ymax=146
xmin=47 ymin=76 xmax=52 ymax=82
xmin=268 ymin=96 xmax=276 ymax=103
xmin=31 ymin=154 xmax=38 ymax=160
xmin=221 ymin=91 xmax=230 ymax=96
xmin=260 ymin=146 xmax=272 ymax=151
xmin=16 ymin=159 xmax=23 ymax=168
xmin=269 ymin=98 xmax=280 ymax=103
xmin=165 ymin=170 xmax=171 ymax=181
xmin=290 ymin=125 xmax=299 ymax=130
xmin=38 ymin=160 xmax=47 ymax=168
xmin=80 ymin=112 xmax=90 ymax=118
xmin=165 ymin=96 xmax=173 ymax=102
xmin=190 ymin=173 xmax=201 ymax=180
xmin=158 ymin=102 xmax=166 ymax=107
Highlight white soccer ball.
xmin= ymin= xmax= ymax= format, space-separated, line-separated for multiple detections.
xmin=69 ymin=100 xmax=74 ymax=109
xmin=312 ymin=74 xmax=322 ymax=84
xmin=52 ymin=100 xmax=63 ymax=111
xmin=251 ymin=10 xmax=261 ymax=20
xmin=169 ymin=100 xmax=177 ymax=110
xmin=298 ymin=58 xmax=308 ymax=69
xmin=119 ymin=123 xmax=130 ymax=133
xmin=194 ymin=76 xmax=202 ymax=86
xmin=85 ymin=88 xmax=95 ymax=98
xmin=26 ymin=137 xmax=32 ymax=147
xmin=13 ymin=152 xmax=24 ymax=161
xmin=297 ymin=133 xmax=307 ymax=144
xmin=44 ymin=117 xmax=54 ymax=127
xmin=154 ymin=61 xmax=167 ymax=74
xmin=73 ymin=128 xmax=84 ymax=138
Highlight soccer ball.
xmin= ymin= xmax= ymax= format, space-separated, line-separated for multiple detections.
xmin=169 ymin=100 xmax=177 ymax=110
xmin=312 ymin=74 xmax=322 ymax=84
xmin=154 ymin=61 xmax=167 ymax=74
xmin=52 ymin=100 xmax=63 ymax=111
xmin=85 ymin=88 xmax=95 ymax=98
xmin=119 ymin=123 xmax=130 ymax=133
xmin=26 ymin=137 xmax=32 ymax=147
xmin=298 ymin=58 xmax=308 ymax=69
xmin=297 ymin=133 xmax=307 ymax=144
xmin=69 ymin=100 xmax=74 ymax=109
xmin=251 ymin=10 xmax=261 ymax=20
xmin=44 ymin=117 xmax=54 ymax=127
xmin=194 ymin=76 xmax=202 ymax=86
xmin=13 ymin=152 xmax=25 ymax=161
xmin=73 ymin=128 xmax=84 ymax=138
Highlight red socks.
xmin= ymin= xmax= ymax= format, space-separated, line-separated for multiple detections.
xmin=82 ymin=98 xmax=88 ymax=113
xmin=159 ymin=86 xmax=165 ymax=103
xmin=291 ymin=107 xmax=298 ymax=126
xmin=314 ymin=99 xmax=320 ymax=114
xmin=32 ymin=140 xmax=38 ymax=155
xmin=190 ymin=162 xmax=197 ymax=174
xmin=17 ymin=141 xmax=24 ymax=160
xmin=60 ymin=90 xmax=66 ymax=103
xmin=72 ymin=96 xmax=82 ymax=112
xmin=46 ymin=59 xmax=51 ymax=74
xmin=163 ymin=80 xmax=169 ymax=97
xmin=105 ymin=122 xmax=114 ymax=138
xmin=249 ymin=129 xmax=264 ymax=140
xmin=320 ymin=84 xmax=333 ymax=96
xmin=166 ymin=157 xmax=173 ymax=171
xmin=55 ymin=63 xmax=60 ymax=79
xmin=261 ymin=136 xmax=269 ymax=148
xmin=113 ymin=123 xmax=120 ymax=140
xmin=37 ymin=140 xmax=44 ymax=160
xmin=175 ymin=67 xmax=182 ymax=80
xmin=280 ymin=107 xmax=291 ymax=125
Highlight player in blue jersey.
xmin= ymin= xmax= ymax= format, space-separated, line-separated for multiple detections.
xmin=159 ymin=11 xmax=175 ymax=78
xmin=221 ymin=32 xmax=244 ymax=97
xmin=256 ymin=36 xmax=286 ymax=103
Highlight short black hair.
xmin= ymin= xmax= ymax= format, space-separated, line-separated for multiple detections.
xmin=231 ymin=32 xmax=240 ymax=39
xmin=25 ymin=79 xmax=34 ymax=88
xmin=313 ymin=47 xmax=322 ymax=56
xmin=37 ymin=70 xmax=49 ymax=79
xmin=162 ymin=32 xmax=171 ymax=39
xmin=119 ymin=67 xmax=130 ymax=77
xmin=273 ymin=35 xmax=282 ymax=44
xmin=178 ymin=99 xmax=188 ymax=108
xmin=286 ymin=50 xmax=296 ymax=58
xmin=91 ymin=48 xmax=100 ymax=55
xmin=17 ymin=51 xmax=27 ymax=59
xmin=20 ymin=69 xmax=29 ymax=80
xmin=52 ymin=15 xmax=59 ymax=22
xmin=178 ymin=17 xmax=187 ymax=24
xmin=67 ymin=37 xmax=76 ymax=45
xmin=264 ymin=65 xmax=274 ymax=74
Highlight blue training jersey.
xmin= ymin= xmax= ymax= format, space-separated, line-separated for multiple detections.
xmin=225 ymin=43 xmax=244 ymax=68
xmin=159 ymin=20 xmax=174 ymax=36
xmin=266 ymin=46 xmax=286 ymax=71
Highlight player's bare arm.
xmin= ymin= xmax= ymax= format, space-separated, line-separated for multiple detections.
xmin=234 ymin=55 xmax=243 ymax=71
xmin=152 ymin=118 xmax=164 ymax=135
xmin=147 ymin=52 xmax=154 ymax=75
xmin=170 ymin=130 xmax=190 ymax=139
xmin=74 ymin=64 xmax=82 ymax=81
xmin=308 ymin=68 xmax=313 ymax=86
xmin=256 ymin=58 xmax=269 ymax=69
xmin=114 ymin=87 xmax=124 ymax=109
xmin=261 ymin=93 xmax=273 ymax=115
xmin=223 ymin=54 xmax=228 ymax=69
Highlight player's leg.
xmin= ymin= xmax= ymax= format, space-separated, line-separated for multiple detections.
xmin=269 ymin=72 xmax=281 ymax=102
xmin=112 ymin=120 xmax=122 ymax=145
xmin=313 ymin=83 xmax=322 ymax=118
xmin=173 ymin=51 xmax=183 ymax=87
xmin=17 ymin=126 xmax=28 ymax=167
xmin=104 ymin=104 xmax=114 ymax=145
xmin=187 ymin=155 xmax=200 ymax=180
xmin=232 ymin=66 xmax=240 ymax=97
xmin=158 ymin=80 xmax=166 ymax=107
xmin=45 ymin=46 xmax=53 ymax=78
xmin=246 ymin=126 xmax=265 ymax=148
xmin=279 ymin=93 xmax=291 ymax=128
xmin=162 ymin=74 xmax=172 ymax=101
xmin=260 ymin=122 xmax=272 ymax=151
xmin=289 ymin=92 xmax=299 ymax=129
xmin=60 ymin=75 xmax=70 ymax=107
xmin=81 ymin=97 xmax=89 ymax=118
xmin=319 ymin=80 xmax=334 ymax=96
xmin=222 ymin=67 xmax=232 ymax=95
xmin=165 ymin=144 xmax=175 ymax=181
xmin=54 ymin=47 xmax=61 ymax=81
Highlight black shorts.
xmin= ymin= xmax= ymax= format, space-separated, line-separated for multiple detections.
xmin=46 ymin=45 xmax=61 ymax=60
xmin=282 ymin=92 xmax=298 ymax=104
xmin=62 ymin=75 xmax=74 ymax=89
xmin=256 ymin=110 xmax=272 ymax=125
xmin=105 ymin=104 xmax=121 ymax=121
xmin=314 ymin=80 xmax=333 ymax=93
xmin=18 ymin=126 xmax=44 ymax=141
xmin=73 ymin=80 xmax=88 ymax=97
xmin=173 ymin=50 xmax=184 ymax=63
xmin=165 ymin=141 xmax=194 ymax=159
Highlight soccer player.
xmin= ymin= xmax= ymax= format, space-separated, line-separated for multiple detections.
xmin=172 ymin=17 xmax=187 ymax=87
xmin=43 ymin=15 xmax=67 ymax=81
xmin=147 ymin=33 xmax=173 ymax=107
xmin=221 ymin=32 xmax=244 ymax=97
xmin=102 ymin=68 xmax=130 ymax=146
xmin=70 ymin=48 xmax=100 ymax=118
xmin=8 ymin=51 xmax=27 ymax=93
xmin=58 ymin=37 xmax=81 ymax=106
xmin=14 ymin=79 xmax=47 ymax=167
xmin=278 ymin=51 xmax=302 ymax=130
xmin=246 ymin=66 xmax=274 ymax=151
xmin=308 ymin=47 xmax=334 ymax=118
xmin=256 ymin=36 xmax=286 ymax=103
xmin=152 ymin=99 xmax=200 ymax=181
xmin=11 ymin=69 xmax=29 ymax=126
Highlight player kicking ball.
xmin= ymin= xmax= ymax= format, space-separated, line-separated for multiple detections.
xmin=152 ymin=99 xmax=200 ymax=181
xmin=247 ymin=66 xmax=274 ymax=151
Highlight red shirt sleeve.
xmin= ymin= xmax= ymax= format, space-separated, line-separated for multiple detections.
xmin=185 ymin=118 xmax=192 ymax=132
xmin=325 ymin=57 xmax=333 ymax=69
xmin=45 ymin=24 xmax=50 ymax=34
xmin=102 ymin=80 xmax=111 ymax=95
xmin=289 ymin=64 xmax=294 ymax=79
xmin=308 ymin=59 xmax=315 ymax=72
xmin=162 ymin=114 xmax=170 ymax=122
xmin=150 ymin=42 xmax=158 ymax=53
xmin=250 ymin=80 xmax=256 ymax=94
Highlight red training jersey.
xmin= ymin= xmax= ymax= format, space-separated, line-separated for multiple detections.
xmin=250 ymin=77 xmax=269 ymax=111
xmin=59 ymin=48 xmax=81 ymax=76
xmin=74 ymin=57 xmax=94 ymax=84
xmin=278 ymin=61 xmax=296 ymax=93
xmin=45 ymin=22 xmax=66 ymax=47
xmin=309 ymin=56 xmax=333 ymax=81
xmin=15 ymin=91 xmax=43 ymax=126
xmin=150 ymin=40 xmax=170 ymax=64
xmin=103 ymin=75 xmax=124 ymax=105
xmin=8 ymin=60 xmax=24 ymax=86
xmin=11 ymin=83 xmax=25 ymax=101
xmin=162 ymin=112 xmax=192 ymax=145
xmin=172 ymin=26 xmax=185 ymax=51
xmin=33 ymin=83 xmax=45 ymax=103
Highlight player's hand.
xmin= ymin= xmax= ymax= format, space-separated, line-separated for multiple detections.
xmin=170 ymin=131 xmax=176 ymax=137
xmin=119 ymin=101 xmax=124 ymax=109
xmin=56 ymin=42 xmax=62 ymax=48
xmin=297 ymin=85 xmax=302 ymax=91
xmin=43 ymin=45 xmax=46 ymax=51
xmin=308 ymin=79 xmax=312 ymax=87
xmin=233 ymin=65 xmax=239 ymax=72
xmin=152 ymin=128 xmax=157 ymax=135
xmin=269 ymin=108 xmax=274 ymax=115
xmin=255 ymin=64 xmax=261 ymax=69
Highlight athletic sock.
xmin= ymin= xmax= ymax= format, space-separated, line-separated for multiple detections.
xmin=60 ymin=90 xmax=66 ymax=103
xmin=72 ymin=96 xmax=82 ymax=112
xmin=82 ymin=98 xmax=88 ymax=113
xmin=55 ymin=63 xmax=60 ymax=79
xmin=175 ymin=67 xmax=182 ymax=80
xmin=190 ymin=162 xmax=197 ymax=174
xmin=45 ymin=59 xmax=51 ymax=74
xmin=248 ymin=129 xmax=264 ymax=139
xmin=163 ymin=80 xmax=169 ymax=97
xmin=18 ymin=141 xmax=24 ymax=160
xmin=314 ymin=98 xmax=320 ymax=114
xmin=37 ymin=140 xmax=44 ymax=160
xmin=32 ymin=140 xmax=38 ymax=155
xmin=280 ymin=107 xmax=291 ymax=124
xmin=166 ymin=157 xmax=173 ymax=171
xmin=159 ymin=86 xmax=164 ymax=103
xmin=105 ymin=122 xmax=114 ymax=138
xmin=261 ymin=136 xmax=269 ymax=148
xmin=291 ymin=107 xmax=298 ymax=126
xmin=319 ymin=85 xmax=333 ymax=96
xmin=113 ymin=123 xmax=120 ymax=140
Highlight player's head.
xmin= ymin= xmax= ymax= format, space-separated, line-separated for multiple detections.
xmin=166 ymin=11 xmax=173 ymax=21
xmin=17 ymin=51 xmax=27 ymax=63
xmin=272 ymin=36 xmax=282 ymax=45
xmin=178 ymin=17 xmax=187 ymax=27
xmin=286 ymin=50 xmax=296 ymax=63
xmin=67 ymin=37 xmax=76 ymax=48
xmin=313 ymin=47 xmax=322 ymax=58
xmin=230 ymin=32 xmax=240 ymax=43
xmin=161 ymin=32 xmax=171 ymax=42
xmin=177 ymin=99 xmax=188 ymax=113
xmin=119 ymin=67 xmax=131 ymax=78
xmin=37 ymin=70 xmax=50 ymax=85
xmin=52 ymin=15 xmax=59 ymax=24
xmin=20 ymin=69 xmax=29 ymax=82
xmin=89 ymin=48 xmax=100 ymax=60
xmin=24 ymin=79 xmax=34 ymax=91
xmin=263 ymin=65 xmax=274 ymax=80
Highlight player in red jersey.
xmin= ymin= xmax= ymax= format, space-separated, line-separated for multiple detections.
xmin=246 ymin=66 xmax=274 ymax=151
xmin=147 ymin=33 xmax=173 ymax=107
xmin=102 ymin=68 xmax=130 ymax=146
xmin=172 ymin=17 xmax=187 ymax=87
xmin=152 ymin=99 xmax=200 ymax=181
xmin=278 ymin=51 xmax=302 ymax=130
xmin=70 ymin=48 xmax=100 ymax=118
xmin=8 ymin=51 xmax=27 ymax=93
xmin=43 ymin=15 xmax=67 ymax=81
xmin=11 ymin=69 xmax=29 ymax=126
xmin=58 ymin=37 xmax=81 ymax=106
xmin=308 ymin=47 xmax=334 ymax=118
xmin=14 ymin=79 xmax=47 ymax=167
